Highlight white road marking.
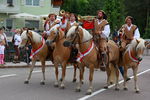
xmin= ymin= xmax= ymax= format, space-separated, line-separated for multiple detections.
xmin=33 ymin=70 xmax=42 ymax=73
xmin=78 ymin=68 xmax=150 ymax=100
xmin=0 ymin=74 xmax=17 ymax=78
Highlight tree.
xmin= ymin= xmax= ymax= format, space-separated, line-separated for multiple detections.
xmin=61 ymin=0 xmax=104 ymax=16
xmin=103 ymin=0 xmax=125 ymax=33
xmin=124 ymin=0 xmax=150 ymax=37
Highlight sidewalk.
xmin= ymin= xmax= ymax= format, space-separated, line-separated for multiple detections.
xmin=0 ymin=61 xmax=53 ymax=68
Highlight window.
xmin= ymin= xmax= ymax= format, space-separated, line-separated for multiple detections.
xmin=6 ymin=19 xmax=13 ymax=30
xmin=25 ymin=20 xmax=39 ymax=29
xmin=7 ymin=0 xmax=13 ymax=4
xmin=7 ymin=0 xmax=14 ymax=7
xmin=26 ymin=0 xmax=40 ymax=6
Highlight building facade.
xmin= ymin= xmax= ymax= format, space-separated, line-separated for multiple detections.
xmin=0 ymin=0 xmax=63 ymax=32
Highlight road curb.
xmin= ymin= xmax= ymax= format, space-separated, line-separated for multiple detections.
xmin=0 ymin=64 xmax=54 ymax=68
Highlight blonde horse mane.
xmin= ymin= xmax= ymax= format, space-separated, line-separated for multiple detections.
xmin=126 ymin=38 xmax=146 ymax=51
xmin=66 ymin=26 xmax=93 ymax=42
xmin=136 ymin=38 xmax=146 ymax=50
xmin=21 ymin=30 xmax=42 ymax=43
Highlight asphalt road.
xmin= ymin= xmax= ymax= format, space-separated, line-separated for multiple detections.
xmin=0 ymin=56 xmax=150 ymax=100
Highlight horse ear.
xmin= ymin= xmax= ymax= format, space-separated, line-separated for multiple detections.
xmin=136 ymin=39 xmax=140 ymax=44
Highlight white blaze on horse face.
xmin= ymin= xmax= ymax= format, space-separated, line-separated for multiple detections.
xmin=19 ymin=31 xmax=28 ymax=47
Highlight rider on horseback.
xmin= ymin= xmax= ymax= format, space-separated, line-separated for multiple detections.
xmin=119 ymin=16 xmax=140 ymax=51
xmin=94 ymin=10 xmax=110 ymax=69
xmin=42 ymin=13 xmax=60 ymax=39
xmin=118 ymin=16 xmax=140 ymax=81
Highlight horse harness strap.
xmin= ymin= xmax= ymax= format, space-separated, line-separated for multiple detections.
xmin=128 ymin=48 xmax=140 ymax=64
xmin=30 ymin=37 xmax=45 ymax=59
xmin=76 ymin=41 xmax=94 ymax=63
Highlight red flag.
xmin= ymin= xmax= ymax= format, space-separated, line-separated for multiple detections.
xmin=83 ymin=20 xmax=94 ymax=30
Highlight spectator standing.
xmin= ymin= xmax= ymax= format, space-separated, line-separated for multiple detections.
xmin=12 ymin=29 xmax=22 ymax=63
xmin=0 ymin=28 xmax=6 ymax=66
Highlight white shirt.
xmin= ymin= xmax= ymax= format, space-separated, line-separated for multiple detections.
xmin=14 ymin=34 xmax=22 ymax=46
xmin=126 ymin=24 xmax=140 ymax=39
xmin=60 ymin=19 xmax=68 ymax=29
xmin=98 ymin=19 xmax=110 ymax=38
xmin=70 ymin=21 xmax=76 ymax=26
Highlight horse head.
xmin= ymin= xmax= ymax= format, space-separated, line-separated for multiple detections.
xmin=19 ymin=29 xmax=31 ymax=48
xmin=19 ymin=30 xmax=42 ymax=48
xmin=63 ymin=25 xmax=80 ymax=47
xmin=135 ymin=39 xmax=147 ymax=61
xmin=127 ymin=38 xmax=146 ymax=62
xmin=64 ymin=25 xmax=92 ymax=47
xmin=46 ymin=24 xmax=62 ymax=46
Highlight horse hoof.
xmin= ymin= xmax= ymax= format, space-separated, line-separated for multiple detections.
xmin=24 ymin=81 xmax=29 ymax=84
xmin=104 ymin=86 xmax=108 ymax=89
xmin=72 ymin=79 xmax=77 ymax=83
xmin=75 ymin=88 xmax=81 ymax=92
xmin=60 ymin=85 xmax=65 ymax=89
xmin=86 ymin=91 xmax=92 ymax=95
xmin=135 ymin=90 xmax=140 ymax=93
xmin=123 ymin=87 xmax=128 ymax=91
xmin=115 ymin=88 xmax=120 ymax=91
xmin=40 ymin=82 xmax=45 ymax=85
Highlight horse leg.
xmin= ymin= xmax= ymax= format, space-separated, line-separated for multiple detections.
xmin=132 ymin=66 xmax=140 ymax=93
xmin=76 ymin=64 xmax=84 ymax=92
xmin=60 ymin=62 xmax=67 ymax=89
xmin=54 ymin=63 xmax=59 ymax=87
xmin=72 ymin=64 xmax=77 ymax=83
xmin=115 ymin=66 xmax=120 ymax=91
xmin=123 ymin=66 xmax=128 ymax=90
xmin=81 ymin=66 xmax=85 ymax=84
xmin=40 ymin=60 xmax=46 ymax=85
xmin=86 ymin=65 xmax=94 ymax=95
xmin=24 ymin=60 xmax=36 ymax=84
xmin=104 ymin=64 xmax=111 ymax=89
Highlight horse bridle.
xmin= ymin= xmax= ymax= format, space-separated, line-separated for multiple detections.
xmin=24 ymin=31 xmax=33 ymax=47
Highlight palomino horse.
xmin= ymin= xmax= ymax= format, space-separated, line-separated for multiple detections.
xmin=19 ymin=30 xmax=53 ymax=85
xmin=104 ymin=40 xmax=120 ymax=90
xmin=64 ymin=26 xmax=100 ymax=95
xmin=46 ymin=25 xmax=78 ymax=89
xmin=120 ymin=38 xmax=147 ymax=93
